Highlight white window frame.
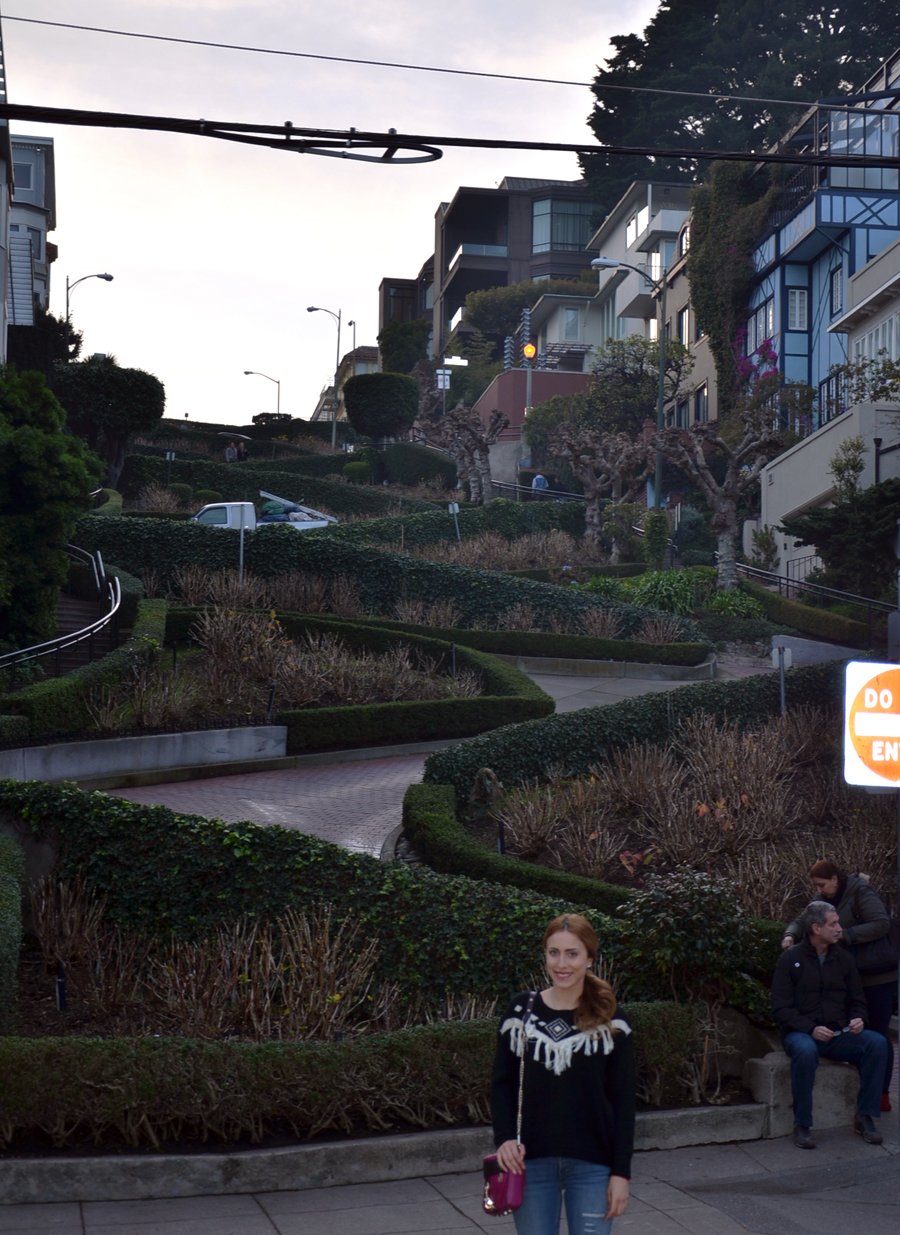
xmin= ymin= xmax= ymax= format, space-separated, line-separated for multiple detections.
xmin=787 ymin=288 xmax=808 ymax=331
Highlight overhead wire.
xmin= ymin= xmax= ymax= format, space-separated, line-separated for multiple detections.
xmin=3 ymin=11 xmax=888 ymax=115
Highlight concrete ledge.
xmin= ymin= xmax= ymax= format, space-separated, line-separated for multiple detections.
xmin=0 ymin=1107 xmax=771 ymax=1205
xmin=495 ymin=654 xmax=716 ymax=681
xmin=0 ymin=727 xmax=287 ymax=783
xmin=743 ymin=1051 xmax=857 ymax=1137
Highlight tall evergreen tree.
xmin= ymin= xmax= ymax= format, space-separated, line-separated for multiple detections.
xmin=581 ymin=1 xmax=898 ymax=215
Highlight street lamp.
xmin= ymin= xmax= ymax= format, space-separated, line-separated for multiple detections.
xmin=592 ymin=256 xmax=668 ymax=509
xmin=307 ymin=305 xmax=342 ymax=449
xmin=348 ymin=319 xmax=357 ymax=357
xmin=243 ymin=370 xmax=281 ymax=416
xmin=65 ymin=271 xmax=114 ymax=321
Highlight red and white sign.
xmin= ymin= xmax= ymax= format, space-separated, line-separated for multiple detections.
xmin=844 ymin=661 xmax=900 ymax=786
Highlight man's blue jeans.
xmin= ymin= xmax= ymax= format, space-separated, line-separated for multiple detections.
xmin=513 ymin=1157 xmax=614 ymax=1235
xmin=783 ymin=1029 xmax=888 ymax=1127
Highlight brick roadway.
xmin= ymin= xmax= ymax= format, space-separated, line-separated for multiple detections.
xmin=108 ymin=652 xmax=773 ymax=858
xmin=109 ymin=754 xmax=425 ymax=858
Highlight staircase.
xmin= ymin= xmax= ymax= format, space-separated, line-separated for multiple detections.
xmin=43 ymin=594 xmax=121 ymax=677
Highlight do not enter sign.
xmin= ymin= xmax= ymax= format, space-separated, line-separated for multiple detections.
xmin=844 ymin=661 xmax=900 ymax=786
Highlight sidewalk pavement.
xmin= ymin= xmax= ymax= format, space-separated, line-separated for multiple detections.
xmin=3 ymin=1127 xmax=898 ymax=1233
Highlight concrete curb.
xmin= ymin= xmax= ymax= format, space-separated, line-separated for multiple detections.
xmin=495 ymin=653 xmax=716 ymax=680
xmin=0 ymin=1106 xmax=770 ymax=1205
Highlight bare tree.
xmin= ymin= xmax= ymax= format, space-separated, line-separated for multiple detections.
xmin=655 ymin=349 xmax=798 ymax=589
xmin=549 ymin=423 xmax=651 ymax=554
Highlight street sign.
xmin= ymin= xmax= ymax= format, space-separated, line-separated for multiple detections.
xmin=435 ymin=369 xmax=451 ymax=389
xmin=844 ymin=660 xmax=900 ymax=786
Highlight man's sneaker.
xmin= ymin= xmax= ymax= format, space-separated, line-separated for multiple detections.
xmin=793 ymin=1125 xmax=816 ymax=1149
xmin=854 ymin=1115 xmax=883 ymax=1145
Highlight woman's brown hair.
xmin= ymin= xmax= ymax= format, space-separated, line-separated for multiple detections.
xmin=808 ymin=859 xmax=844 ymax=881
xmin=542 ymin=913 xmax=617 ymax=1031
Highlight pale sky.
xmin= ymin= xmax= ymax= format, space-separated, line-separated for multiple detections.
xmin=4 ymin=1 xmax=658 ymax=424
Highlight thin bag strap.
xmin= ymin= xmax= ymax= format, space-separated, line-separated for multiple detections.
xmin=515 ymin=991 xmax=537 ymax=1145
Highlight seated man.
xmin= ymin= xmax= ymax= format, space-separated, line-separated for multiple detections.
xmin=771 ymin=899 xmax=887 ymax=1149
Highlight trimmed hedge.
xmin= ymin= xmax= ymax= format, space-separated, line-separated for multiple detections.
xmin=423 ymin=659 xmax=848 ymax=802
xmin=383 ymin=442 xmax=457 ymax=488
xmin=118 ymin=454 xmax=436 ymax=517
xmin=404 ymin=784 xmax=631 ymax=916
xmin=0 ymin=1003 xmax=699 ymax=1149
xmin=743 ymin=580 xmax=873 ymax=647
xmin=312 ymin=614 xmax=710 ymax=667
xmin=403 ymin=785 xmax=783 ymax=977
xmin=0 ymin=834 xmax=24 ymax=1032
xmin=75 ymin=516 xmax=704 ymax=640
xmin=326 ymin=498 xmax=586 ymax=548
xmin=0 ymin=780 xmax=610 ymax=998
xmin=163 ymin=609 xmax=554 ymax=752
xmin=0 ymin=599 xmax=167 ymax=738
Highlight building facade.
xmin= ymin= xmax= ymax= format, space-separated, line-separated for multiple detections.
xmin=9 ymin=134 xmax=56 ymax=324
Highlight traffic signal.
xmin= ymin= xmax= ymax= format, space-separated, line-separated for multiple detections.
xmin=522 ymin=341 xmax=537 ymax=364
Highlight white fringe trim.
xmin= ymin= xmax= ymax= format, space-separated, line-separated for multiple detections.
xmin=501 ymin=1010 xmax=631 ymax=1076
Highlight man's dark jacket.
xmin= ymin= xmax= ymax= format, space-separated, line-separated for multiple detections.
xmin=771 ymin=940 xmax=869 ymax=1035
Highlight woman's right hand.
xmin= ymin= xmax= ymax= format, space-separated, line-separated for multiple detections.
xmin=496 ymin=1139 xmax=526 ymax=1174
xmin=781 ymin=935 xmax=795 ymax=950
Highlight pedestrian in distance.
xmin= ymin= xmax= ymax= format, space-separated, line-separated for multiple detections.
xmin=491 ymin=912 xmax=635 ymax=1234
xmin=224 ymin=440 xmax=237 ymax=463
xmin=531 ymin=472 xmax=549 ymax=500
xmin=772 ymin=899 xmax=887 ymax=1149
xmin=781 ymin=859 xmax=897 ymax=1112
xmin=236 ymin=441 xmax=248 ymax=462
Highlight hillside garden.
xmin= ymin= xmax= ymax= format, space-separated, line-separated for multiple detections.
xmin=0 ymin=429 xmax=888 ymax=1153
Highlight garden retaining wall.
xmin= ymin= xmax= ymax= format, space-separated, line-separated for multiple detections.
xmin=0 ymin=727 xmax=287 ymax=783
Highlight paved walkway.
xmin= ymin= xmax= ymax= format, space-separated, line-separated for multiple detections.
xmin=109 ymin=651 xmax=773 ymax=853
xmin=4 ymin=1130 xmax=898 ymax=1233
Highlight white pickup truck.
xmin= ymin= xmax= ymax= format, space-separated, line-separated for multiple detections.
xmin=192 ymin=490 xmax=338 ymax=532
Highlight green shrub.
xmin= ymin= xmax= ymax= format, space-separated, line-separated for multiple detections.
xmin=90 ymin=489 xmax=123 ymax=516
xmin=743 ymin=580 xmax=873 ymax=647
xmin=707 ymin=589 xmax=765 ymax=620
xmin=193 ymin=489 xmax=223 ymax=505
xmin=695 ymin=613 xmax=783 ymax=644
xmin=0 ymin=715 xmax=29 ymax=743
xmin=578 ymin=575 xmax=629 ymax=602
xmin=168 ymin=482 xmax=193 ymax=506
xmin=117 ymin=454 xmax=435 ymax=518
xmin=0 ymin=599 xmax=167 ymax=737
xmin=0 ymin=780 xmax=607 ymax=999
xmin=618 ymin=868 xmax=760 ymax=1005
xmin=627 ymin=570 xmax=697 ymax=616
xmin=342 ymin=460 xmax=373 ymax=484
xmin=0 ymin=1003 xmax=701 ymax=1149
xmin=383 ymin=442 xmax=456 ymax=488
xmin=642 ymin=510 xmax=669 ymax=571
xmin=327 ymin=498 xmax=586 ymax=549
xmin=299 ymin=615 xmax=711 ymax=667
xmin=74 ymin=516 xmax=705 ymax=640
xmin=0 ymin=835 xmax=24 ymax=1032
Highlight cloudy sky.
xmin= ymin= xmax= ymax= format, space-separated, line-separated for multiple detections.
xmin=4 ymin=1 xmax=658 ymax=424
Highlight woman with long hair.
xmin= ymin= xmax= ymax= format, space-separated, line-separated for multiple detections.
xmin=491 ymin=913 xmax=635 ymax=1235
xmin=782 ymin=859 xmax=896 ymax=1112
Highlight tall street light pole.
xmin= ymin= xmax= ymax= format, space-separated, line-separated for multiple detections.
xmin=307 ymin=305 xmax=342 ymax=450
xmin=243 ymin=369 xmax=281 ymax=416
xmin=65 ymin=271 xmax=114 ymax=321
xmin=592 ymin=256 xmax=668 ymax=509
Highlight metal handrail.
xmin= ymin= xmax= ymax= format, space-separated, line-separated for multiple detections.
xmin=0 ymin=547 xmax=123 ymax=673
xmin=492 ymin=480 xmax=586 ymax=502
xmin=735 ymin=561 xmax=895 ymax=614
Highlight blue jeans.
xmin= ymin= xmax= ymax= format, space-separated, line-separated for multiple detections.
xmin=783 ymin=1029 xmax=888 ymax=1127
xmin=514 ymin=1157 xmax=613 ymax=1235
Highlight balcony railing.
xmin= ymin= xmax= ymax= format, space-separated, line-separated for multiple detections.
xmin=448 ymin=243 xmax=508 ymax=268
